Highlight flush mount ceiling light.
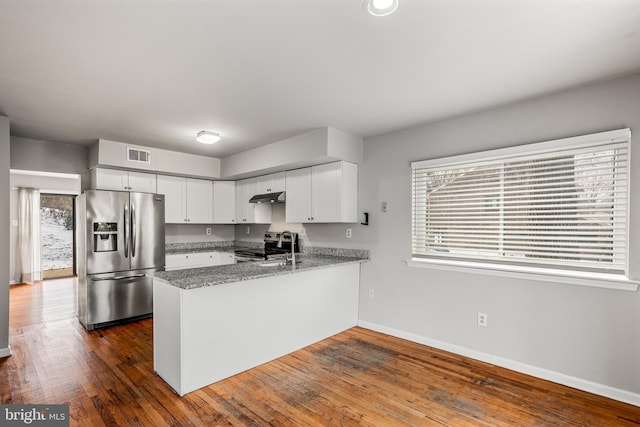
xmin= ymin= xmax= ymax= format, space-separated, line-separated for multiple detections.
xmin=364 ymin=0 xmax=398 ymax=16
xmin=196 ymin=130 xmax=221 ymax=145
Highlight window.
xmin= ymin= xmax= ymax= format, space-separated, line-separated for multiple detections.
xmin=411 ymin=129 xmax=631 ymax=277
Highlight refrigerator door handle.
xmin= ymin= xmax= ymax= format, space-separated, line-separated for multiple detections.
xmin=124 ymin=202 xmax=129 ymax=258
xmin=92 ymin=274 xmax=146 ymax=281
xmin=131 ymin=202 xmax=136 ymax=258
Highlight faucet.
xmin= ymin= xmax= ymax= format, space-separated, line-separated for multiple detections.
xmin=278 ymin=231 xmax=296 ymax=266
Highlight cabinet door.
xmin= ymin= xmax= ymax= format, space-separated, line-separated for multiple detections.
xmin=186 ymin=179 xmax=213 ymax=224
xmin=166 ymin=253 xmax=225 ymax=270
xmin=93 ymin=168 xmax=129 ymax=191
xmin=235 ymin=178 xmax=256 ymax=223
xmin=311 ymin=162 xmax=341 ymax=222
xmin=157 ymin=175 xmax=187 ymax=223
xmin=285 ymin=168 xmax=312 ymax=222
xmin=213 ymin=181 xmax=236 ymax=224
xmin=255 ymin=172 xmax=285 ymax=193
xmin=128 ymin=171 xmax=157 ymax=193
xmin=165 ymin=254 xmax=188 ymax=271
xmin=270 ymin=172 xmax=286 ymax=192
xmin=210 ymin=252 xmax=236 ymax=266
xmin=339 ymin=161 xmax=358 ymax=223
xmin=255 ymin=175 xmax=272 ymax=194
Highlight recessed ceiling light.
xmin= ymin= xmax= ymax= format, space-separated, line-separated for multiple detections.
xmin=196 ymin=130 xmax=221 ymax=145
xmin=364 ymin=0 xmax=398 ymax=17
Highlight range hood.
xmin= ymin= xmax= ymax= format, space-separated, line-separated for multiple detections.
xmin=249 ymin=191 xmax=286 ymax=204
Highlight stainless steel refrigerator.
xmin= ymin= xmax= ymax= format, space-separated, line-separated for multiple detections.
xmin=76 ymin=190 xmax=165 ymax=330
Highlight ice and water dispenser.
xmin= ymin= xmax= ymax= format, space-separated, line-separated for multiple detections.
xmin=93 ymin=222 xmax=118 ymax=252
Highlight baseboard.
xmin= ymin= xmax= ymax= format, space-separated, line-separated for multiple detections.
xmin=0 ymin=346 xmax=12 ymax=358
xmin=357 ymin=320 xmax=640 ymax=407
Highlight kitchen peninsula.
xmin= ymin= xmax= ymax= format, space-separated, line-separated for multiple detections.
xmin=153 ymin=250 xmax=368 ymax=396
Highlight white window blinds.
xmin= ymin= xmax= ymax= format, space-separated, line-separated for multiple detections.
xmin=411 ymin=129 xmax=631 ymax=274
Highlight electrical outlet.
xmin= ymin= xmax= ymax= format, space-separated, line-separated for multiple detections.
xmin=298 ymin=227 xmax=306 ymax=236
xmin=368 ymin=288 xmax=375 ymax=298
xmin=477 ymin=312 xmax=488 ymax=327
xmin=346 ymin=228 xmax=352 ymax=238
xmin=246 ymin=226 xmax=250 ymax=234
xmin=206 ymin=227 xmax=211 ymax=236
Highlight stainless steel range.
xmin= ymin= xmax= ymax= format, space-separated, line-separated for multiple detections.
xmin=234 ymin=231 xmax=298 ymax=262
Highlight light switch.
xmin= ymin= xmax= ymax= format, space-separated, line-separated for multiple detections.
xmin=381 ymin=202 xmax=387 ymax=213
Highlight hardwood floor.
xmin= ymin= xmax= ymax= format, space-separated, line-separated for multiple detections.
xmin=1 ymin=279 xmax=639 ymax=426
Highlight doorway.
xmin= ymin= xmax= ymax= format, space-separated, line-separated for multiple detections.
xmin=40 ymin=194 xmax=75 ymax=279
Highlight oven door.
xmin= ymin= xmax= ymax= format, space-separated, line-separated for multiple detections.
xmin=234 ymin=250 xmax=266 ymax=263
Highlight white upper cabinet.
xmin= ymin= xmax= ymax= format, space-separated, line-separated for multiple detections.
xmin=235 ymin=178 xmax=271 ymax=224
xmin=235 ymin=178 xmax=254 ymax=223
xmin=157 ymin=175 xmax=213 ymax=224
xmin=212 ymin=181 xmax=236 ymax=224
xmin=255 ymin=172 xmax=285 ymax=193
xmin=186 ymin=178 xmax=214 ymax=224
xmin=128 ymin=171 xmax=157 ymax=193
xmin=285 ymin=168 xmax=312 ymax=223
xmin=92 ymin=168 xmax=157 ymax=193
xmin=156 ymin=175 xmax=187 ymax=223
xmin=286 ymin=161 xmax=358 ymax=223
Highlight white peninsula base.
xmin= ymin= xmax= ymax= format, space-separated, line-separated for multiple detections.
xmin=153 ymin=263 xmax=360 ymax=396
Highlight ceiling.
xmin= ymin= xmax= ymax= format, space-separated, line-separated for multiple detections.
xmin=1 ymin=0 xmax=639 ymax=158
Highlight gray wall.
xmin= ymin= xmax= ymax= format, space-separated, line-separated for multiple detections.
xmin=10 ymin=136 xmax=90 ymax=190
xmin=356 ymin=73 xmax=640 ymax=398
xmin=0 ymin=117 xmax=11 ymax=356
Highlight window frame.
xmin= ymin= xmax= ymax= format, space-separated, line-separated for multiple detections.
xmin=407 ymin=128 xmax=638 ymax=291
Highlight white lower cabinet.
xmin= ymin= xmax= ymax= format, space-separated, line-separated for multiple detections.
xmin=165 ymin=252 xmax=235 ymax=271
xmin=157 ymin=175 xmax=213 ymax=224
xmin=285 ymin=161 xmax=358 ymax=223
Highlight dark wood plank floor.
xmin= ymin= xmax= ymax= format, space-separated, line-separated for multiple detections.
xmin=1 ymin=278 xmax=639 ymax=426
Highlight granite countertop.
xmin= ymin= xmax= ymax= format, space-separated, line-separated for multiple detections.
xmin=153 ymin=254 xmax=368 ymax=290
xmin=165 ymin=241 xmax=262 ymax=255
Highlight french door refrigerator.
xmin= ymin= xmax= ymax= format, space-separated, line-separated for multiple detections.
xmin=76 ymin=190 xmax=165 ymax=330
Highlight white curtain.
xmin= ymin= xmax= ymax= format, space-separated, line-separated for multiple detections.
xmin=15 ymin=188 xmax=42 ymax=284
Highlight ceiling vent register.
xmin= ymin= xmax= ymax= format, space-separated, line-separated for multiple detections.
xmin=127 ymin=147 xmax=151 ymax=164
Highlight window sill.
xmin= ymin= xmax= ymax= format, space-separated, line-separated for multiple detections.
xmin=405 ymin=258 xmax=639 ymax=291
